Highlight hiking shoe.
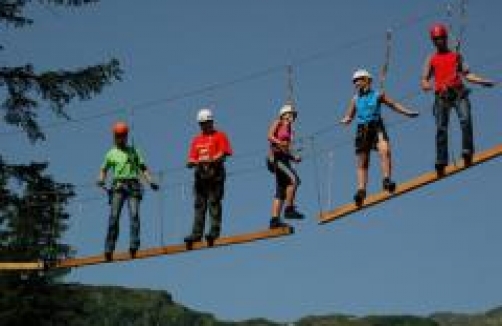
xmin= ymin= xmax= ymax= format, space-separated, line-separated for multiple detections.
xmin=284 ymin=206 xmax=305 ymax=219
xmin=205 ymin=230 xmax=220 ymax=242
xmin=435 ymin=163 xmax=446 ymax=177
xmin=269 ymin=218 xmax=290 ymax=229
xmin=184 ymin=234 xmax=202 ymax=244
xmin=104 ymin=251 xmax=113 ymax=261
xmin=382 ymin=177 xmax=396 ymax=193
xmin=462 ymin=153 xmax=473 ymax=166
xmin=353 ymin=189 xmax=366 ymax=206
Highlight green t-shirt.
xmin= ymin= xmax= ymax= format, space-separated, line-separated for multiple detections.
xmin=101 ymin=145 xmax=145 ymax=180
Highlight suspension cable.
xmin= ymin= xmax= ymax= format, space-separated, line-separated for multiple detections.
xmin=379 ymin=29 xmax=393 ymax=91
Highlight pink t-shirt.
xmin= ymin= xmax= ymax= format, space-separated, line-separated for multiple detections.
xmin=274 ymin=122 xmax=292 ymax=142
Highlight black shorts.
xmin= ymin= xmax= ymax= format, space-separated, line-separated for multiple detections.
xmin=267 ymin=153 xmax=300 ymax=200
xmin=355 ymin=119 xmax=389 ymax=154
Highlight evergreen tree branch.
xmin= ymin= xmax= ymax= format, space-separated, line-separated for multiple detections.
xmin=0 ymin=58 xmax=122 ymax=142
xmin=0 ymin=0 xmax=32 ymax=27
xmin=0 ymin=157 xmax=75 ymax=285
xmin=39 ymin=0 xmax=100 ymax=6
xmin=1 ymin=0 xmax=101 ymax=27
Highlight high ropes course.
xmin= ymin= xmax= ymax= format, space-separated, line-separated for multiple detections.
xmin=1 ymin=1 xmax=501 ymax=272
xmin=319 ymin=144 xmax=502 ymax=224
xmin=2 ymin=143 xmax=501 ymax=271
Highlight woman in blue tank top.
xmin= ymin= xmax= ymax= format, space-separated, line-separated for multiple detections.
xmin=340 ymin=69 xmax=419 ymax=206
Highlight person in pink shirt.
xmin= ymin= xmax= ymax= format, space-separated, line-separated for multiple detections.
xmin=267 ymin=103 xmax=304 ymax=229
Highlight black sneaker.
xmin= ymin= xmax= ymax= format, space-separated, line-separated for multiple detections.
xmin=104 ymin=251 xmax=113 ymax=261
xmin=284 ymin=206 xmax=305 ymax=219
xmin=435 ymin=163 xmax=446 ymax=177
xmin=462 ymin=153 xmax=473 ymax=166
xmin=382 ymin=178 xmax=396 ymax=193
xmin=269 ymin=218 xmax=290 ymax=229
xmin=353 ymin=189 xmax=366 ymax=206
xmin=205 ymin=230 xmax=220 ymax=242
xmin=184 ymin=234 xmax=202 ymax=244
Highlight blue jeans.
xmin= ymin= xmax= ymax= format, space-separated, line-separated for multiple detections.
xmin=105 ymin=181 xmax=142 ymax=253
xmin=433 ymin=90 xmax=474 ymax=165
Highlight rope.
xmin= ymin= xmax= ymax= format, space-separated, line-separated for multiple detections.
xmin=326 ymin=150 xmax=335 ymax=210
xmin=379 ymin=29 xmax=393 ymax=91
xmin=286 ymin=64 xmax=295 ymax=106
xmin=456 ymin=0 xmax=468 ymax=53
xmin=0 ymin=4 xmax=447 ymax=139
xmin=308 ymin=137 xmax=323 ymax=217
xmin=157 ymin=171 xmax=165 ymax=246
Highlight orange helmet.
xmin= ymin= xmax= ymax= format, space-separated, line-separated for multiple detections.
xmin=112 ymin=121 xmax=129 ymax=136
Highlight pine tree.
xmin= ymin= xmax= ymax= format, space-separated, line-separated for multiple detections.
xmin=0 ymin=2 xmax=122 ymax=322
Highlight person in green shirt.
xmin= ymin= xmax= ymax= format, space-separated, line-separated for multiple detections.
xmin=97 ymin=121 xmax=159 ymax=260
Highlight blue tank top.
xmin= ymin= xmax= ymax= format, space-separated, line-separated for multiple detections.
xmin=354 ymin=90 xmax=381 ymax=124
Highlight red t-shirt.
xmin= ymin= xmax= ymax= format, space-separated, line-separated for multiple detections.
xmin=427 ymin=51 xmax=468 ymax=92
xmin=188 ymin=130 xmax=233 ymax=163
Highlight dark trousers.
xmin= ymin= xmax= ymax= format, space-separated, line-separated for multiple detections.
xmin=433 ymin=90 xmax=474 ymax=165
xmin=105 ymin=181 xmax=142 ymax=253
xmin=190 ymin=167 xmax=225 ymax=236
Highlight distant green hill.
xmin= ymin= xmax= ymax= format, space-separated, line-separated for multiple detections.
xmin=1 ymin=283 xmax=502 ymax=326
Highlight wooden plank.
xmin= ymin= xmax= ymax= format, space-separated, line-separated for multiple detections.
xmin=57 ymin=226 xmax=294 ymax=269
xmin=0 ymin=262 xmax=44 ymax=271
xmin=319 ymin=144 xmax=502 ymax=224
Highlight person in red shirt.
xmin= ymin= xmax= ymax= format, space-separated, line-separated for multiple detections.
xmin=184 ymin=108 xmax=233 ymax=244
xmin=421 ymin=23 xmax=495 ymax=175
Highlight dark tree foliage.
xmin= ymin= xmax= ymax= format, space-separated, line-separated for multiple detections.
xmin=0 ymin=158 xmax=75 ymax=285
xmin=1 ymin=1 xmax=122 ymax=142
xmin=0 ymin=1 xmax=121 ymax=324
xmin=0 ymin=61 xmax=121 ymax=141
xmin=0 ymin=0 xmax=100 ymax=27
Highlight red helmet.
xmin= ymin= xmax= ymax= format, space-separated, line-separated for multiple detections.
xmin=112 ymin=121 xmax=129 ymax=136
xmin=430 ymin=23 xmax=448 ymax=39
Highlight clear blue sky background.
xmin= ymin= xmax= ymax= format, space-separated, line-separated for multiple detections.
xmin=1 ymin=0 xmax=501 ymax=322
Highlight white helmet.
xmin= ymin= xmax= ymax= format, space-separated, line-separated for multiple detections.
xmin=197 ymin=108 xmax=213 ymax=122
xmin=352 ymin=69 xmax=372 ymax=82
xmin=279 ymin=103 xmax=297 ymax=118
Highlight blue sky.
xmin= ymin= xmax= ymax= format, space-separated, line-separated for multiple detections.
xmin=1 ymin=0 xmax=502 ymax=322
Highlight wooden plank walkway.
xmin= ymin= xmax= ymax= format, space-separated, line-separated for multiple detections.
xmin=0 ymin=262 xmax=44 ymax=271
xmin=0 ymin=226 xmax=293 ymax=270
xmin=58 ymin=226 xmax=293 ymax=268
xmin=319 ymin=144 xmax=502 ymax=224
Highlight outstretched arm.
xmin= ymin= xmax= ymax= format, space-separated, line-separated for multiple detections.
xmin=465 ymin=72 xmax=496 ymax=87
xmin=140 ymin=165 xmax=159 ymax=190
xmin=340 ymin=98 xmax=356 ymax=124
xmin=381 ymin=93 xmax=419 ymax=118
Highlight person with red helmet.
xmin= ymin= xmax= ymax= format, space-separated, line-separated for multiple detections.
xmin=421 ymin=23 xmax=495 ymax=175
xmin=184 ymin=108 xmax=233 ymax=244
xmin=97 ymin=121 xmax=159 ymax=260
